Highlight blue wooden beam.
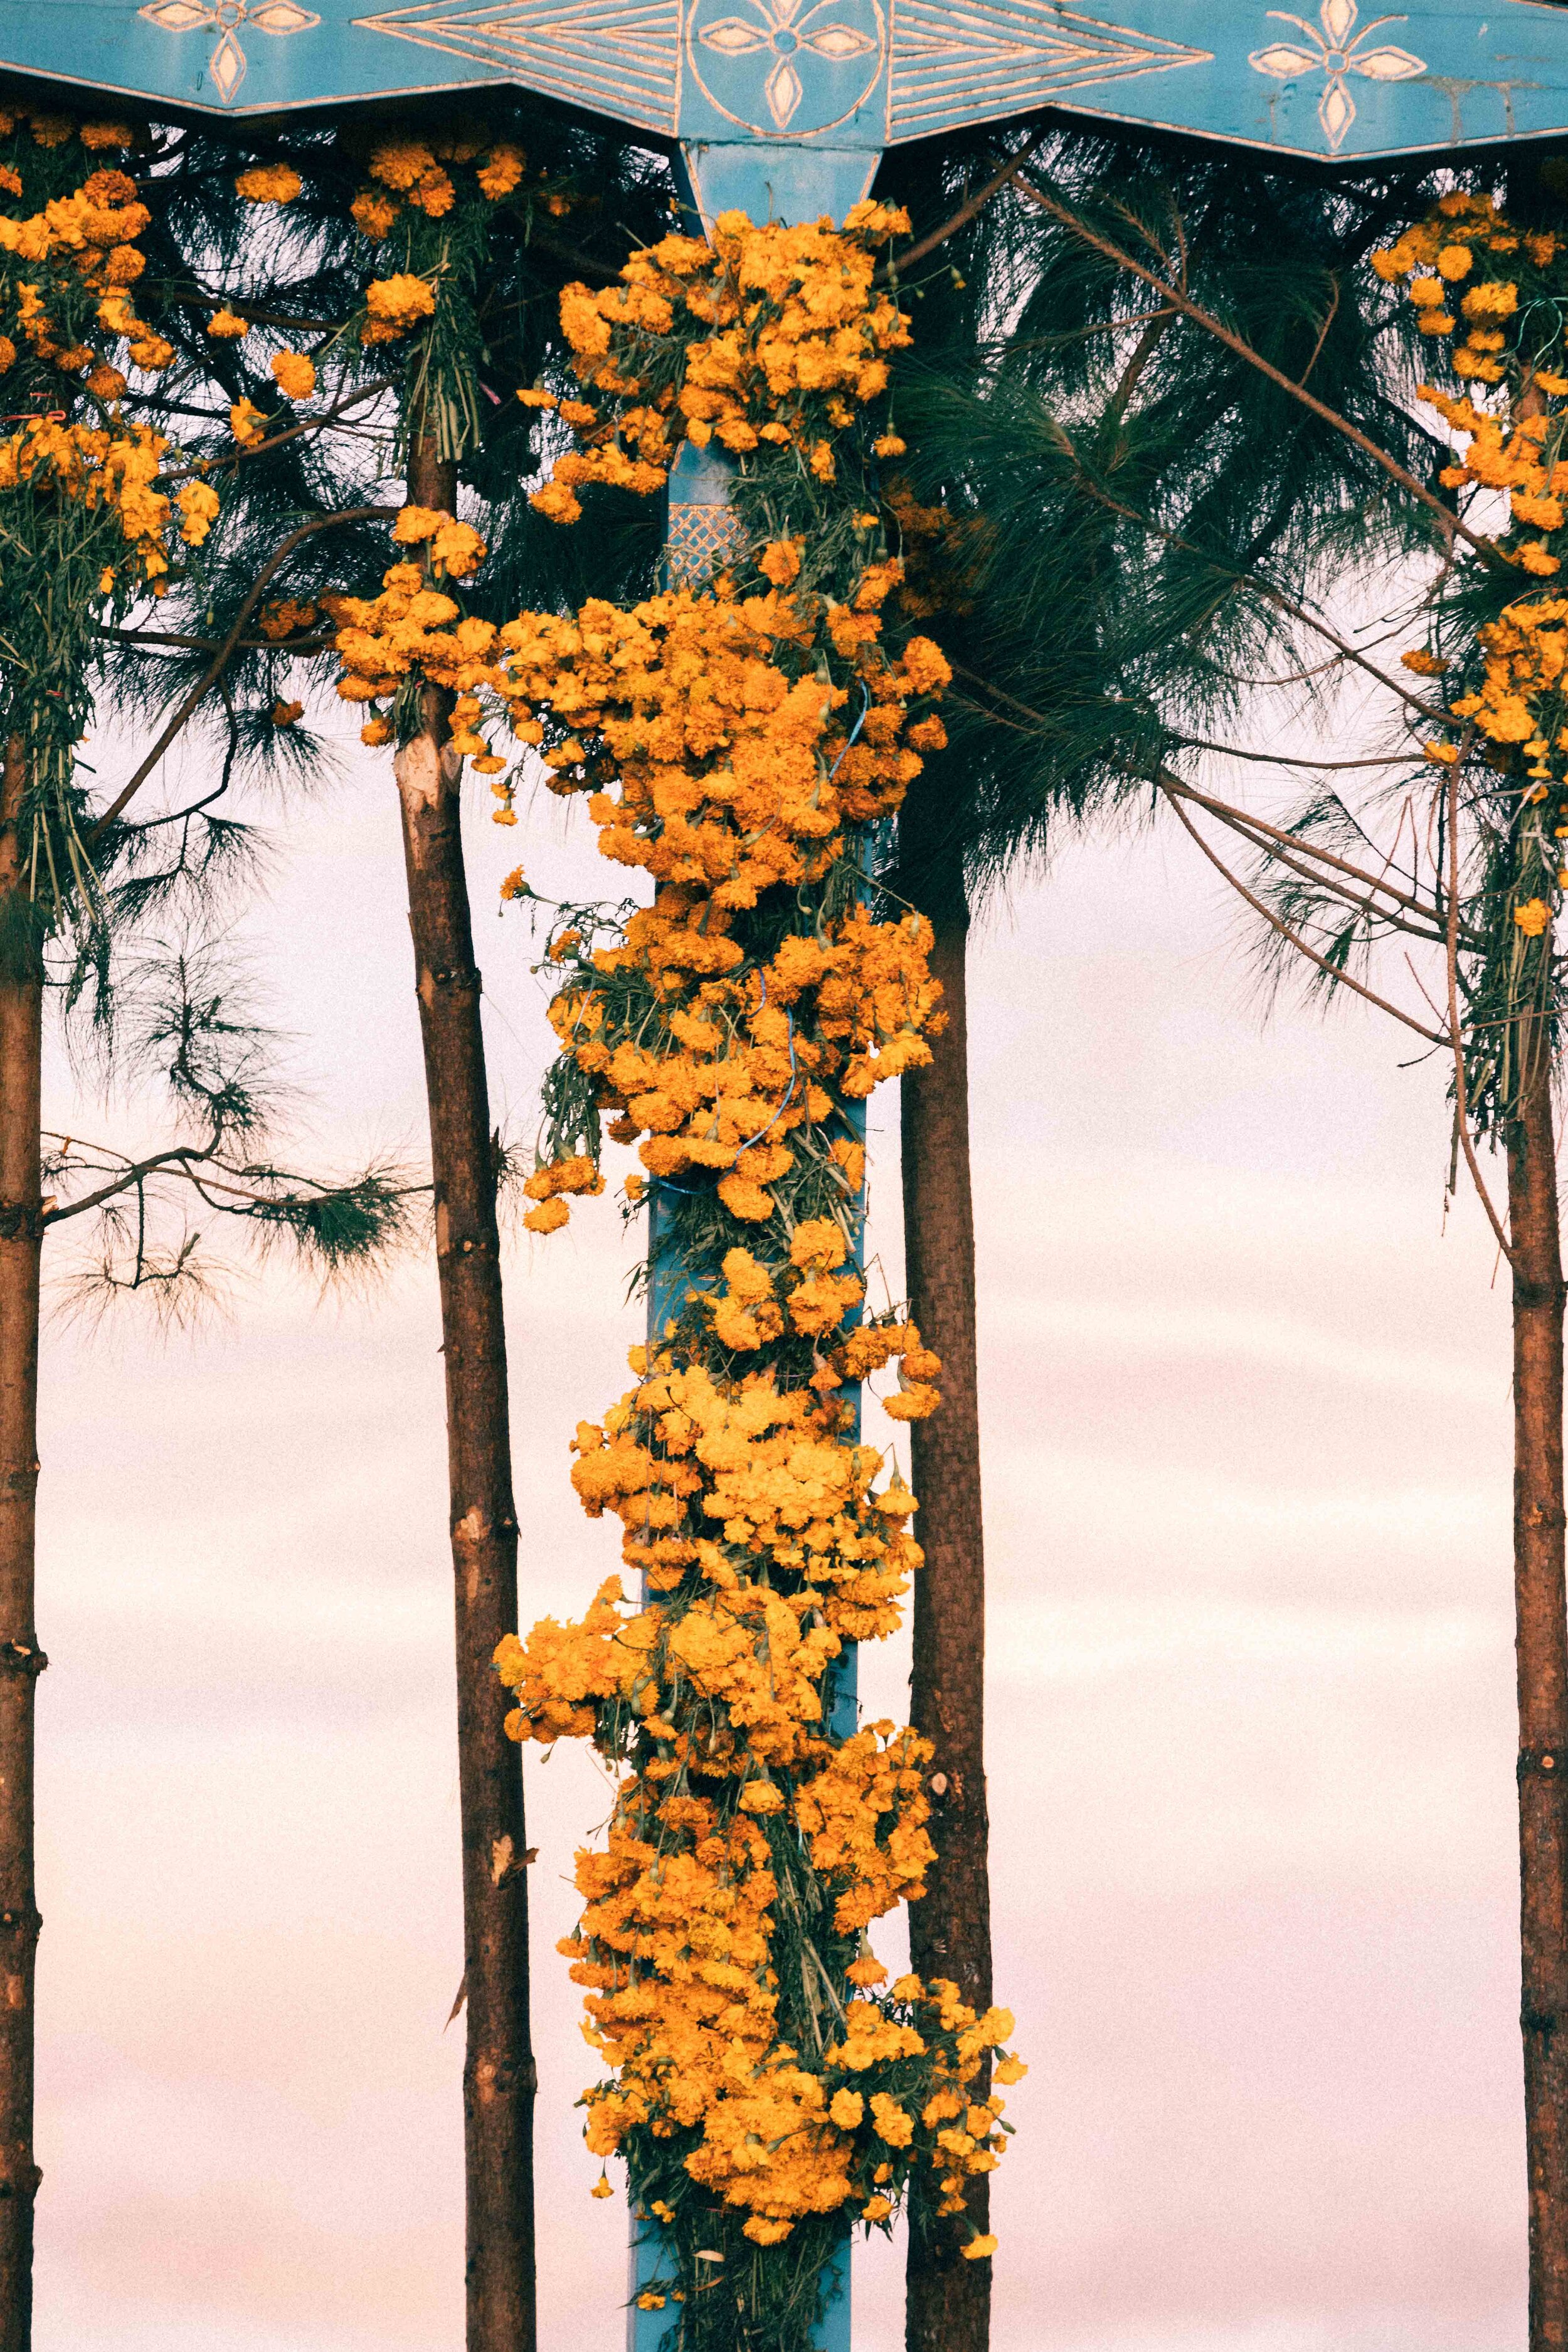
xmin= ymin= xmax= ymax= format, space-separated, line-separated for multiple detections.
xmin=8 ymin=0 xmax=1568 ymax=168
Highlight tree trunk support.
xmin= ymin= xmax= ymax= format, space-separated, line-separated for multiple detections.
xmin=0 ymin=736 xmax=42 ymax=2352
xmin=395 ymin=446 xmax=536 ymax=2352
xmin=899 ymin=793 xmax=993 ymax=2352
xmin=1510 ymin=1025 xmax=1568 ymax=2352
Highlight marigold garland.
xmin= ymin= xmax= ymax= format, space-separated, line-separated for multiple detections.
xmin=1375 ymin=190 xmax=1568 ymax=1111
xmin=464 ymin=204 xmax=1020 ymax=2349
xmin=0 ymin=102 xmax=220 ymax=929
xmin=521 ymin=201 xmax=913 ymax=526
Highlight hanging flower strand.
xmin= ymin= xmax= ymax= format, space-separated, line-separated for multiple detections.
xmin=0 ymin=103 xmax=220 ymax=930
xmin=1375 ymin=189 xmax=1568 ymax=1118
xmin=470 ymin=202 xmax=1020 ymax=2349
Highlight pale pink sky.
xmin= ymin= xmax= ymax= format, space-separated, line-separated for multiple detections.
xmin=33 ymin=723 xmax=1521 ymax=2350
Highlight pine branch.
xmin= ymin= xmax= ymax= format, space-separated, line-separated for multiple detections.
xmin=1013 ymin=170 xmax=1503 ymax=569
xmin=89 ymin=503 xmax=399 ymax=837
xmin=1155 ymin=778 xmax=1446 ymax=1043
xmin=886 ymin=134 xmax=1046 ymax=279
xmin=158 ymin=377 xmax=398 ymax=487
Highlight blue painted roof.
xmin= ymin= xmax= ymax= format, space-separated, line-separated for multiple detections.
xmin=4 ymin=0 xmax=1568 ymax=166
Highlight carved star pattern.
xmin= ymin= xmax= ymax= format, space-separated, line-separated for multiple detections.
xmin=697 ymin=0 xmax=877 ymax=129
xmin=1249 ymin=0 xmax=1424 ymax=151
xmin=139 ymin=0 xmax=320 ymax=103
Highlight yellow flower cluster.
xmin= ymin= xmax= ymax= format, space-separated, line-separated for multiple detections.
xmin=497 ymin=1531 xmax=1020 ymax=2252
xmin=0 ymin=109 xmax=226 ymax=940
xmin=1376 ymin=191 xmax=1568 ymax=588
xmin=531 ymin=201 xmax=912 ymax=523
xmin=234 ymin=162 xmax=301 ymax=206
xmin=489 ymin=650 xmax=1013 ymax=2280
xmin=349 ymin=130 xmax=528 ymax=242
xmin=0 ymin=124 xmax=216 ymax=598
xmin=0 ymin=130 xmax=172 ymax=386
xmin=1380 ymin=194 xmax=1568 ymax=924
xmin=324 ymin=506 xmax=503 ymax=759
xmin=551 ymin=1349 xmax=921 ymax=1631
xmin=271 ymin=349 xmax=315 ymax=400
xmin=0 ymin=416 xmax=216 ymax=583
xmin=304 ymin=185 xmax=1018 ymax=2308
xmin=0 ymin=112 xmax=132 ymax=156
xmin=521 ymin=1151 xmax=603 ymax=1235
xmin=550 ymin=1771 xmax=1015 ymax=2249
xmin=499 ymin=587 xmax=947 ymax=1223
xmin=361 ymin=270 xmax=436 ymax=344
xmin=259 ymin=595 xmax=319 ymax=642
xmin=1372 ymin=190 xmax=1557 ymax=374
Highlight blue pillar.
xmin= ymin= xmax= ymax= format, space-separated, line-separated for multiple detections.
xmin=628 ymin=1183 xmax=862 ymax=2349
xmin=627 ymin=134 xmax=876 ymax=2346
xmin=630 ymin=1133 xmax=869 ymax=2333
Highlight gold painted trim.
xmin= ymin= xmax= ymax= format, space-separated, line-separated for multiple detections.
xmin=352 ymin=0 xmax=681 ymax=134
xmin=889 ymin=0 xmax=1211 ymax=130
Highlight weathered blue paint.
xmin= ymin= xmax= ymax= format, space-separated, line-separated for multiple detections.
xmin=628 ymin=2214 xmax=851 ymax=2349
xmin=681 ymin=139 xmax=882 ymax=235
xmin=11 ymin=0 xmax=1568 ymax=169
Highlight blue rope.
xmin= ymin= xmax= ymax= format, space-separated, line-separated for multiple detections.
xmin=827 ymin=681 xmax=871 ymax=783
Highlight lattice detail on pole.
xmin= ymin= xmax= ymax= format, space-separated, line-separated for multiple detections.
xmin=664 ymin=501 xmax=747 ymax=588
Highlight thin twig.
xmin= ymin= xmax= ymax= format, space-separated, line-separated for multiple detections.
xmin=1184 ymin=793 xmax=1448 ymax=946
xmin=97 ymin=628 xmax=331 ymax=655
xmin=162 ymin=291 xmax=339 ymax=334
xmin=886 ymin=134 xmax=1047 ymax=278
xmin=1155 ymin=779 xmax=1446 ymax=1043
xmin=159 ymin=377 xmax=397 ymax=485
xmin=89 ymin=502 xmax=398 ymax=837
xmin=1444 ymin=742 xmax=1516 ymax=1261
xmin=1404 ymin=947 xmax=1449 ymax=1027
xmin=1297 ymin=275 xmax=1340 ymax=389
xmin=1063 ymin=473 xmax=1450 ymax=721
xmin=1174 ymin=736 xmax=1417 ymax=771
xmin=1157 ymin=771 xmax=1452 ymax=932
xmin=46 ymin=1141 xmax=429 ymax=1225
xmin=950 ymin=659 xmax=1449 ymax=928
xmin=1001 ymin=312 xmax=1177 ymax=355
xmin=1107 ymin=305 xmax=1175 ymax=424
xmin=44 ymin=1145 xmax=211 ymax=1226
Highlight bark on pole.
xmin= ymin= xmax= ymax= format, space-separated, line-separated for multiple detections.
xmin=0 ymin=736 xmax=42 ymax=2352
xmin=394 ymin=440 xmax=536 ymax=2352
xmin=1507 ymin=1017 xmax=1568 ymax=2352
xmin=898 ymin=781 xmax=993 ymax=2352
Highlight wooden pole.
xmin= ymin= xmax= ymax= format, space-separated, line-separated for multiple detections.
xmin=898 ymin=778 xmax=993 ymax=2352
xmin=0 ymin=736 xmax=43 ymax=2352
xmin=395 ymin=438 xmax=536 ymax=2352
xmin=1507 ymin=1014 xmax=1568 ymax=2352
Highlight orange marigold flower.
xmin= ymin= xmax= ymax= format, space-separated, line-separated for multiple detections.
xmin=235 ymin=164 xmax=301 ymax=204
xmin=271 ymin=349 xmax=316 ymax=400
xmin=229 ymin=395 xmax=267 ymax=447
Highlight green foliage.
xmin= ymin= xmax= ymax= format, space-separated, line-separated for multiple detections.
xmin=873 ymin=134 xmax=1458 ymax=908
xmin=46 ymin=940 xmax=424 ymax=1322
xmin=98 ymin=98 xmax=674 ymax=781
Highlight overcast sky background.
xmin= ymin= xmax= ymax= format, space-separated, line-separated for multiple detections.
xmin=29 ymin=716 xmax=1523 ymax=2352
